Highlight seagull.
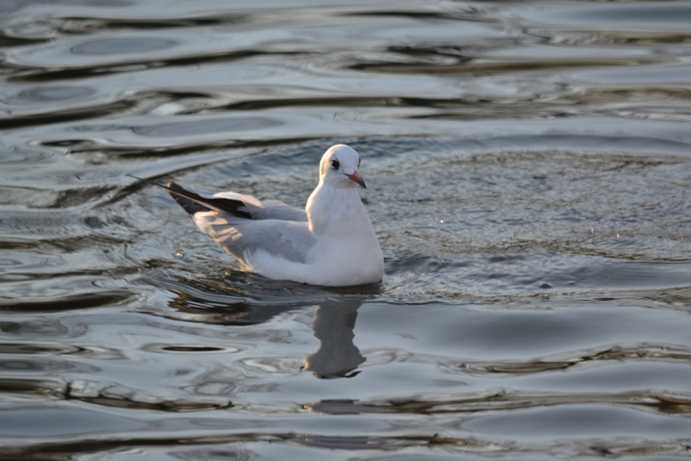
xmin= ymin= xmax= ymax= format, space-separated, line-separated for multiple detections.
xmin=166 ymin=144 xmax=384 ymax=286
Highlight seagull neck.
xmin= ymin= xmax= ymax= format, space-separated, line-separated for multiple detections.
xmin=306 ymin=182 xmax=365 ymax=235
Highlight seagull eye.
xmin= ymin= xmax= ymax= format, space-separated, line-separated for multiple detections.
xmin=330 ymin=159 xmax=340 ymax=170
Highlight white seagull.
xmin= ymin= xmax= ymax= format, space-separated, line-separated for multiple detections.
xmin=167 ymin=144 xmax=384 ymax=286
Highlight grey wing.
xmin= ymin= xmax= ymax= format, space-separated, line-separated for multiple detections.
xmin=194 ymin=213 xmax=316 ymax=264
xmin=242 ymin=199 xmax=307 ymax=222
xmin=211 ymin=193 xmax=307 ymax=222
xmin=168 ymin=182 xmax=312 ymax=263
xmin=167 ymin=182 xmax=307 ymax=222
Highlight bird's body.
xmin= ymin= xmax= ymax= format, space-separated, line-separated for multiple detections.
xmin=168 ymin=144 xmax=384 ymax=286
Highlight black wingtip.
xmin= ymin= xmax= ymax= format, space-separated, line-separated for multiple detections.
xmin=166 ymin=182 xmax=252 ymax=219
xmin=167 ymin=181 xmax=212 ymax=215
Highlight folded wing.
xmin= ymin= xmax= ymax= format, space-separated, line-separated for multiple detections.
xmin=168 ymin=181 xmax=307 ymax=222
xmin=167 ymin=182 xmax=314 ymax=264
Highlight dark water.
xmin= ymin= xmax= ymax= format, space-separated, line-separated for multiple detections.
xmin=2 ymin=0 xmax=691 ymax=459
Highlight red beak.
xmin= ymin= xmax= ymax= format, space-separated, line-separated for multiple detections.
xmin=345 ymin=171 xmax=366 ymax=189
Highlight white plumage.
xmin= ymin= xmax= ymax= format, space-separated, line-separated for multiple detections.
xmin=168 ymin=144 xmax=384 ymax=286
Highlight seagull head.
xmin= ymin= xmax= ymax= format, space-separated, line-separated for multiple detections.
xmin=319 ymin=144 xmax=366 ymax=189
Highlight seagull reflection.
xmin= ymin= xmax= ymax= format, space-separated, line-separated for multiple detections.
xmin=303 ymin=300 xmax=364 ymax=379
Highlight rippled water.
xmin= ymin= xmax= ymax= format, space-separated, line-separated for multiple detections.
xmin=2 ymin=0 xmax=691 ymax=459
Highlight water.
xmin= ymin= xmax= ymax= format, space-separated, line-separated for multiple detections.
xmin=2 ymin=0 xmax=691 ymax=459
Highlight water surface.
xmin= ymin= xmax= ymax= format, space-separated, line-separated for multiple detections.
xmin=2 ymin=1 xmax=691 ymax=459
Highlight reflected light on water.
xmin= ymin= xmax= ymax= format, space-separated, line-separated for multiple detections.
xmin=2 ymin=0 xmax=691 ymax=459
